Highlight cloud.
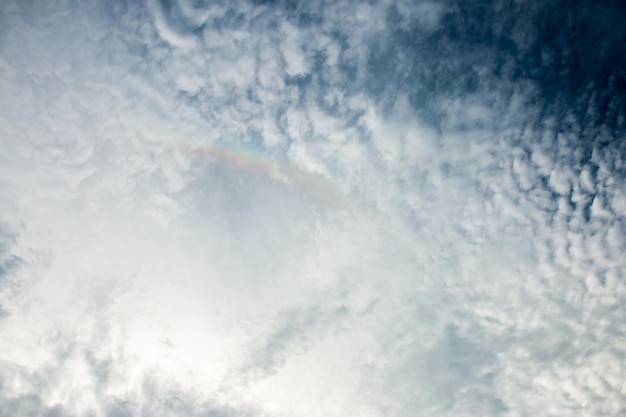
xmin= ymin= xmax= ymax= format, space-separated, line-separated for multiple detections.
xmin=0 ymin=0 xmax=625 ymax=416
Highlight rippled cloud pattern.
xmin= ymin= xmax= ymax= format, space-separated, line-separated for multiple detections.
xmin=0 ymin=0 xmax=625 ymax=416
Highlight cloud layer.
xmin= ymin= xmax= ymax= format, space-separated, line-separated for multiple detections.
xmin=0 ymin=0 xmax=625 ymax=416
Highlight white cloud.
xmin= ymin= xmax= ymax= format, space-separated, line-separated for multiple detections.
xmin=280 ymin=21 xmax=310 ymax=77
xmin=148 ymin=0 xmax=198 ymax=49
xmin=0 ymin=0 xmax=625 ymax=416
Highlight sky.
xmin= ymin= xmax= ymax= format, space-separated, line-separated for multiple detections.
xmin=0 ymin=0 xmax=625 ymax=416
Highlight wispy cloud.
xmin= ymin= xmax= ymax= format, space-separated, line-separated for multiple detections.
xmin=0 ymin=0 xmax=625 ymax=416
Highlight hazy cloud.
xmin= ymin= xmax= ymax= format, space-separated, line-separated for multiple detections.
xmin=0 ymin=0 xmax=625 ymax=416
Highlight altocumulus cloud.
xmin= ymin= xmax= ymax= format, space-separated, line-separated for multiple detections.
xmin=0 ymin=0 xmax=625 ymax=416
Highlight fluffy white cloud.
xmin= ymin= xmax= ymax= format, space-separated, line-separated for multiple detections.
xmin=0 ymin=0 xmax=625 ymax=416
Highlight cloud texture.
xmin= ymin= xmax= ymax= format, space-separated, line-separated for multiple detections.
xmin=0 ymin=0 xmax=625 ymax=416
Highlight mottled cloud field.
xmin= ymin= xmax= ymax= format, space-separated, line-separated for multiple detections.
xmin=0 ymin=0 xmax=625 ymax=416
